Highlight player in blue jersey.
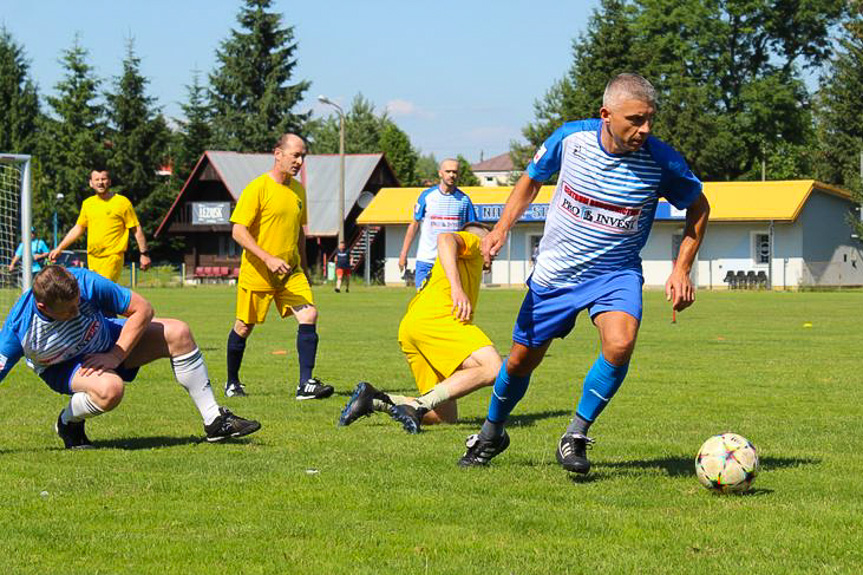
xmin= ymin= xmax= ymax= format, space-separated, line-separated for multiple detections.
xmin=399 ymin=158 xmax=478 ymax=288
xmin=459 ymin=73 xmax=711 ymax=472
xmin=0 ymin=265 xmax=261 ymax=449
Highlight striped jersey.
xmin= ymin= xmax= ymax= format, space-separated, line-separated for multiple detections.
xmin=0 ymin=268 xmax=131 ymax=381
xmin=527 ymin=119 xmax=702 ymax=288
xmin=413 ymin=186 xmax=478 ymax=263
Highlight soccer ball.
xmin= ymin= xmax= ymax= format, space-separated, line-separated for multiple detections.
xmin=695 ymin=433 xmax=758 ymax=493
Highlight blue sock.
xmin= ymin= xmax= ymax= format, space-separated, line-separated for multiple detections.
xmin=226 ymin=329 xmax=247 ymax=384
xmin=486 ymin=363 xmax=531 ymax=424
xmin=296 ymin=324 xmax=318 ymax=383
xmin=575 ymin=354 xmax=629 ymax=424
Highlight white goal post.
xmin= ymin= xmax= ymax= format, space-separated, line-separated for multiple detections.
xmin=0 ymin=154 xmax=33 ymax=292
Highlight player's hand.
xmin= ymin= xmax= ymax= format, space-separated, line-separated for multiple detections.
xmin=265 ymin=256 xmax=291 ymax=275
xmin=451 ymin=287 xmax=472 ymax=322
xmin=665 ymin=268 xmax=695 ymax=312
xmin=481 ymin=228 xmax=507 ymax=268
xmin=48 ymin=248 xmax=61 ymax=262
xmin=139 ymin=254 xmax=151 ymax=271
xmin=398 ymin=253 xmax=407 ymax=274
xmin=80 ymin=348 xmax=124 ymax=376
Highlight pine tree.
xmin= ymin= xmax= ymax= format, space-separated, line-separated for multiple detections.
xmin=209 ymin=0 xmax=310 ymax=151
xmin=0 ymin=27 xmax=40 ymax=154
xmin=175 ymin=70 xmax=212 ymax=180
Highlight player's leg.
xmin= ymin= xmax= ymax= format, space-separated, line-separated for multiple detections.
xmin=225 ymin=286 xmax=267 ymax=397
xmin=55 ymin=368 xmax=126 ymax=449
xmin=414 ymin=261 xmax=433 ymax=288
xmin=125 ymin=318 xmax=261 ymax=441
xmin=335 ymin=268 xmax=342 ymax=292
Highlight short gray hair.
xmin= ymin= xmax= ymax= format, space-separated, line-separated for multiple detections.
xmin=602 ymin=73 xmax=657 ymax=108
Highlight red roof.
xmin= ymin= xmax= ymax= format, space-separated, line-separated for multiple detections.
xmin=471 ymin=152 xmax=514 ymax=172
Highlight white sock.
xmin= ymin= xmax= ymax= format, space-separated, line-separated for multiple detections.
xmin=171 ymin=348 xmax=221 ymax=426
xmin=61 ymin=392 xmax=104 ymax=424
xmin=413 ymin=385 xmax=451 ymax=412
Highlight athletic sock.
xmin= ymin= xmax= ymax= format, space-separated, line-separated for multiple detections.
xmin=574 ymin=354 xmax=630 ymax=426
xmin=412 ymin=385 xmax=451 ymax=412
xmin=480 ymin=364 xmax=531 ymax=439
xmin=226 ymin=329 xmax=247 ymax=384
xmin=61 ymin=392 xmax=104 ymax=424
xmin=296 ymin=324 xmax=318 ymax=383
xmin=566 ymin=414 xmax=593 ymax=436
xmin=387 ymin=394 xmax=410 ymax=405
xmin=171 ymin=347 xmax=221 ymax=426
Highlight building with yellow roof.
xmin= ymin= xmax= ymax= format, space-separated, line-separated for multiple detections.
xmin=357 ymin=180 xmax=863 ymax=289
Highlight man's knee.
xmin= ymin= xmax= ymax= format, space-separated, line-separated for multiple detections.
xmin=85 ymin=376 xmax=125 ymax=411
xmin=233 ymin=319 xmax=254 ymax=338
xmin=294 ymin=305 xmax=318 ymax=324
xmin=166 ymin=320 xmax=195 ymax=350
xmin=601 ymin=332 xmax=637 ymax=364
xmin=506 ymin=343 xmax=545 ymax=377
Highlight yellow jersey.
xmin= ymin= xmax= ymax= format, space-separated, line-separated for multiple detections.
xmin=231 ymin=172 xmax=308 ymax=291
xmin=76 ymin=193 xmax=139 ymax=257
xmin=405 ymin=231 xmax=484 ymax=323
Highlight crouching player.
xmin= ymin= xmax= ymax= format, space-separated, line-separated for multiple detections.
xmin=0 ymin=266 xmax=261 ymax=449
xmin=338 ymin=222 xmax=501 ymax=433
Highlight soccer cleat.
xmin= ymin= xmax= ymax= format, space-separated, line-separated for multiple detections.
xmin=55 ymin=410 xmax=94 ymax=450
xmin=338 ymin=381 xmax=378 ymax=426
xmin=389 ymin=403 xmax=426 ymax=434
xmin=224 ymin=381 xmax=247 ymax=397
xmin=296 ymin=377 xmax=335 ymax=400
xmin=556 ymin=432 xmax=595 ymax=474
xmin=334 ymin=288 xmax=340 ymax=293
xmin=204 ymin=407 xmax=261 ymax=442
xmin=458 ymin=431 xmax=510 ymax=467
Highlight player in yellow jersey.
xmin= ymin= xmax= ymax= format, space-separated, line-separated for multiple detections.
xmin=338 ymin=222 xmax=502 ymax=433
xmin=49 ymin=169 xmax=151 ymax=282
xmin=224 ymin=134 xmax=334 ymax=401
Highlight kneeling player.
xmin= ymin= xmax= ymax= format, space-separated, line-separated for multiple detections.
xmin=0 ymin=266 xmax=261 ymax=449
xmin=338 ymin=223 xmax=501 ymax=433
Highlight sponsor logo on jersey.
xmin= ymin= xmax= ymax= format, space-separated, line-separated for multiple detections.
xmin=558 ymin=183 xmax=642 ymax=234
xmin=532 ymin=144 xmax=547 ymax=164
xmin=429 ymin=214 xmax=460 ymax=231
xmin=0 ymin=354 xmax=6 ymax=371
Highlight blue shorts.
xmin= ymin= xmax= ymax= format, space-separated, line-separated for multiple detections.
xmin=39 ymin=318 xmax=141 ymax=395
xmin=415 ymin=261 xmax=434 ymax=288
xmin=512 ymin=270 xmax=644 ymax=347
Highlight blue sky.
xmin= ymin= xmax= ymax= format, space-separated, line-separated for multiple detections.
xmin=3 ymin=0 xmax=600 ymax=161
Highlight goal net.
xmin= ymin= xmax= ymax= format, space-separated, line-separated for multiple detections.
xmin=0 ymin=154 xmax=33 ymax=322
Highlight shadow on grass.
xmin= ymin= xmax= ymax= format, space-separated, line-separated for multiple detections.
xmin=593 ymin=454 xmax=820 ymax=478
xmin=92 ymin=435 xmax=222 ymax=450
xmin=458 ymin=409 xmax=570 ymax=428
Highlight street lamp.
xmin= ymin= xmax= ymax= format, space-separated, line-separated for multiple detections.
xmin=53 ymin=193 xmax=65 ymax=249
xmin=317 ymin=95 xmax=346 ymax=244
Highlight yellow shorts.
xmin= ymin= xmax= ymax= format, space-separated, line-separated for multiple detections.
xmin=397 ymin=314 xmax=493 ymax=394
xmin=235 ymin=272 xmax=315 ymax=324
xmin=88 ymin=253 xmax=124 ymax=283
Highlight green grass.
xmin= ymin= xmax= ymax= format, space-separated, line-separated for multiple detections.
xmin=1 ymin=286 xmax=861 ymax=574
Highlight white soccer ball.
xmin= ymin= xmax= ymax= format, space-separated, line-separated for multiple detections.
xmin=695 ymin=433 xmax=759 ymax=493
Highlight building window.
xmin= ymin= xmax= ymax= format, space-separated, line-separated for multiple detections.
xmin=753 ymin=233 xmax=770 ymax=265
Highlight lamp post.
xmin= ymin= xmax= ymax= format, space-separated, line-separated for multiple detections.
xmin=317 ymin=95 xmax=346 ymax=245
xmin=53 ymin=193 xmax=65 ymax=249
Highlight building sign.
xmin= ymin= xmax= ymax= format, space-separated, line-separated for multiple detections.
xmin=191 ymin=202 xmax=231 ymax=225
xmin=479 ymin=203 xmax=548 ymax=222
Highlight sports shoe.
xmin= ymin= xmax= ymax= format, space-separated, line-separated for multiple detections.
xmin=338 ymin=381 xmax=382 ymax=426
xmin=556 ymin=432 xmax=595 ymax=474
xmin=296 ymin=377 xmax=335 ymax=400
xmin=225 ymin=381 xmax=247 ymax=397
xmin=204 ymin=407 xmax=261 ymax=442
xmin=389 ymin=403 xmax=425 ymax=434
xmin=458 ymin=431 xmax=510 ymax=467
xmin=334 ymin=288 xmax=340 ymax=293
xmin=55 ymin=410 xmax=93 ymax=450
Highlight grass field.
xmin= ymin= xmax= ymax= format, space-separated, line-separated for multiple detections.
xmin=1 ymin=285 xmax=861 ymax=574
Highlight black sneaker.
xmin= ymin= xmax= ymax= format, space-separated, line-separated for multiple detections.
xmin=296 ymin=377 xmax=335 ymax=400
xmin=204 ymin=407 xmax=261 ymax=442
xmin=458 ymin=431 xmax=510 ymax=467
xmin=225 ymin=381 xmax=247 ymax=397
xmin=334 ymin=288 xmax=340 ymax=293
xmin=338 ymin=381 xmax=382 ymax=426
xmin=556 ymin=432 xmax=594 ymax=474
xmin=389 ymin=403 xmax=425 ymax=434
xmin=55 ymin=410 xmax=94 ymax=450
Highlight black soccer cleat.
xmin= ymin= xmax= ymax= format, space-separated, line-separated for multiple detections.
xmin=224 ymin=381 xmax=248 ymax=397
xmin=55 ymin=410 xmax=94 ymax=450
xmin=389 ymin=403 xmax=425 ymax=434
xmin=458 ymin=431 xmax=510 ymax=467
xmin=204 ymin=408 xmax=261 ymax=442
xmin=296 ymin=378 xmax=335 ymax=400
xmin=338 ymin=381 xmax=380 ymax=426
xmin=556 ymin=432 xmax=595 ymax=474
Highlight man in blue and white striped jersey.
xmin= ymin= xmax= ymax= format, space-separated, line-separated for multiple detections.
xmin=0 ymin=265 xmax=261 ymax=449
xmin=458 ymin=73 xmax=711 ymax=472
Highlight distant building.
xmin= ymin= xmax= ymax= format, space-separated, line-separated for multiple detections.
xmin=155 ymin=151 xmax=398 ymax=276
xmin=471 ymin=152 xmax=518 ymax=187
xmin=357 ymin=180 xmax=863 ymax=289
